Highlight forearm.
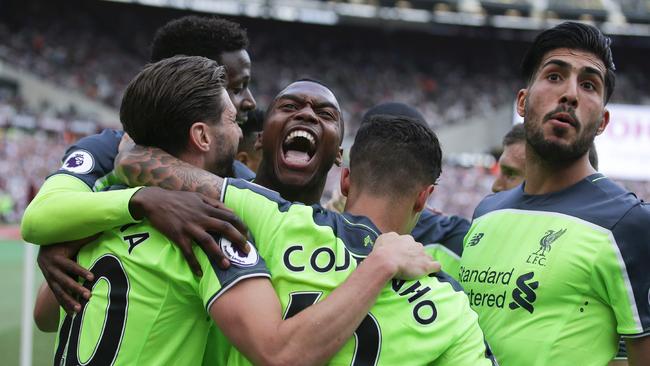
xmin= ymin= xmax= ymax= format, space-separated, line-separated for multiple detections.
xmin=271 ymin=253 xmax=395 ymax=365
xmin=33 ymin=282 xmax=60 ymax=332
xmin=627 ymin=337 xmax=650 ymax=366
xmin=115 ymin=145 xmax=223 ymax=199
xmin=21 ymin=174 xmax=140 ymax=245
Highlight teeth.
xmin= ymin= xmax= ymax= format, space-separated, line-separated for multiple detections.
xmin=285 ymin=130 xmax=316 ymax=146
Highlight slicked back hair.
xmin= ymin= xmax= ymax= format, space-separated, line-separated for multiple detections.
xmin=503 ymin=123 xmax=526 ymax=147
xmin=350 ymin=115 xmax=442 ymax=198
xmin=120 ymin=56 xmax=227 ymax=155
xmin=150 ymin=15 xmax=249 ymax=63
xmin=521 ymin=21 xmax=616 ymax=103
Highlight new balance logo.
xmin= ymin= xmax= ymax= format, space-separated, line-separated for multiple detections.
xmin=363 ymin=235 xmax=373 ymax=247
xmin=468 ymin=233 xmax=484 ymax=247
xmin=509 ymin=272 xmax=539 ymax=314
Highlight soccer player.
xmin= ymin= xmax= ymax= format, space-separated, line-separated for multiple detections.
xmin=112 ymin=64 xmax=495 ymax=364
xmin=491 ymin=123 xmax=526 ymax=193
xmin=491 ymin=124 xmax=599 ymax=193
xmin=235 ymin=108 xmax=264 ymax=174
xmin=458 ymin=22 xmax=650 ymax=365
xmin=22 ymin=15 xmax=258 ymax=313
xmin=42 ymin=55 xmax=438 ymax=365
xmin=358 ymin=102 xmax=470 ymax=279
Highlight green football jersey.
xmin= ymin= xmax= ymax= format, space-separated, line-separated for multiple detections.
xmin=459 ymin=174 xmax=650 ymax=365
xmin=53 ymin=221 xmax=269 ymax=365
xmin=220 ymin=178 xmax=496 ymax=366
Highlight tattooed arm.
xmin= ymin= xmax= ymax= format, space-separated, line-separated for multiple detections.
xmin=115 ymin=144 xmax=225 ymax=199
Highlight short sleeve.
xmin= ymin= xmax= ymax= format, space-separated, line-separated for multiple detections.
xmin=593 ymin=204 xmax=650 ymax=337
xmin=196 ymin=237 xmax=271 ymax=312
xmin=50 ymin=129 xmax=123 ymax=189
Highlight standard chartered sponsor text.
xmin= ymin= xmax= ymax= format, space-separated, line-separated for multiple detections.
xmin=459 ymin=266 xmax=515 ymax=309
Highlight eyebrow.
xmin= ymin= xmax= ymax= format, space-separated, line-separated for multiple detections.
xmin=542 ymin=59 xmax=604 ymax=82
xmin=277 ymin=94 xmax=340 ymax=112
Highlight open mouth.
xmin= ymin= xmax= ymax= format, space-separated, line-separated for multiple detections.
xmin=549 ymin=113 xmax=577 ymax=128
xmin=282 ymin=129 xmax=317 ymax=166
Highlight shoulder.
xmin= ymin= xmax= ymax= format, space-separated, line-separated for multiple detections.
xmin=224 ymin=178 xmax=294 ymax=212
xmin=472 ymin=188 xmax=521 ymax=220
xmin=232 ymin=160 xmax=256 ymax=181
xmin=611 ymin=202 xmax=650 ymax=248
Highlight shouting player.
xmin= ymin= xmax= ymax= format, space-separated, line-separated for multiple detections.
xmin=111 ymin=58 xmax=495 ymax=364
xmin=22 ymin=15 xmax=258 ymax=313
xmin=40 ymin=55 xmax=439 ymax=365
xmin=459 ymin=22 xmax=650 ymax=365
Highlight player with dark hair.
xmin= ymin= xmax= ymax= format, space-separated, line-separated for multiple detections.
xmin=235 ymin=108 xmax=265 ymax=174
xmin=151 ymin=15 xmax=255 ymax=124
xmin=115 ymin=85 xmax=496 ymax=364
xmin=492 ymin=123 xmax=526 ymax=193
xmin=39 ymin=55 xmax=440 ymax=365
xmin=22 ymin=15 xmax=259 ymax=314
xmin=354 ymin=102 xmax=471 ymax=280
xmin=459 ymin=22 xmax=650 ymax=365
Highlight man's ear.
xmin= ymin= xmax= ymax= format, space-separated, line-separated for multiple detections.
xmin=340 ymin=167 xmax=351 ymax=197
xmin=189 ymin=122 xmax=212 ymax=152
xmin=236 ymin=151 xmax=249 ymax=165
xmin=335 ymin=148 xmax=343 ymax=167
xmin=253 ymin=132 xmax=263 ymax=151
xmin=596 ymin=109 xmax=610 ymax=136
xmin=413 ymin=185 xmax=435 ymax=213
xmin=516 ymin=89 xmax=528 ymax=118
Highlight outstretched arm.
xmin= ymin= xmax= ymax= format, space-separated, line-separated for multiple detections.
xmin=115 ymin=144 xmax=224 ymax=198
xmin=211 ymin=233 xmax=439 ymax=366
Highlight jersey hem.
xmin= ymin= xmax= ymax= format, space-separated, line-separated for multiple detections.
xmin=620 ymin=330 xmax=650 ymax=339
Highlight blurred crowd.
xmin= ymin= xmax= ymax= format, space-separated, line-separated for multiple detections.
xmin=1 ymin=1 xmax=648 ymax=137
xmin=0 ymin=0 xmax=649 ymax=223
xmin=2 ymin=119 xmax=649 ymax=223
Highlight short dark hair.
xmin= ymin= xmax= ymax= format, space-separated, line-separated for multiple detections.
xmin=120 ymin=56 xmax=227 ymax=155
xmin=269 ymin=79 xmax=345 ymax=141
xmin=521 ymin=21 xmax=616 ymax=103
xmin=238 ymin=108 xmax=265 ymax=154
xmin=503 ymin=123 xmax=526 ymax=147
xmin=362 ymin=102 xmax=428 ymax=126
xmin=150 ymin=16 xmax=249 ymax=62
xmin=349 ymin=115 xmax=442 ymax=198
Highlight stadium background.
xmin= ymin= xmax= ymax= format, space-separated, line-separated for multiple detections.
xmin=0 ymin=0 xmax=648 ymax=364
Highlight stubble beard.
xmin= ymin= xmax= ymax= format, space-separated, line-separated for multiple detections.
xmin=524 ymin=100 xmax=600 ymax=165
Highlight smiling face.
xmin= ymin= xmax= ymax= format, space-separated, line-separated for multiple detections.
xmin=259 ymin=81 xmax=343 ymax=194
xmin=220 ymin=50 xmax=256 ymax=124
xmin=517 ymin=48 xmax=610 ymax=164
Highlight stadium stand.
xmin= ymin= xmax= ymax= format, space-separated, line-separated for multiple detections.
xmin=0 ymin=0 xmax=648 ymax=223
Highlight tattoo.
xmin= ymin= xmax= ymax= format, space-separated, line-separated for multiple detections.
xmin=115 ymin=145 xmax=223 ymax=200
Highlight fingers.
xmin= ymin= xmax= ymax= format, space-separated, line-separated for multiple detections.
xmin=176 ymin=237 xmax=204 ymax=277
xmin=48 ymin=281 xmax=82 ymax=314
xmin=53 ymin=268 xmax=91 ymax=301
xmin=192 ymin=230 xmax=230 ymax=270
xmin=61 ymin=259 xmax=94 ymax=282
xmin=202 ymin=217 xmax=249 ymax=254
xmin=203 ymin=205 xmax=249 ymax=240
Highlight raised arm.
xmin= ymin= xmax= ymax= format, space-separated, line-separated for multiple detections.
xmin=114 ymin=144 xmax=224 ymax=199
xmin=211 ymin=233 xmax=439 ymax=366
